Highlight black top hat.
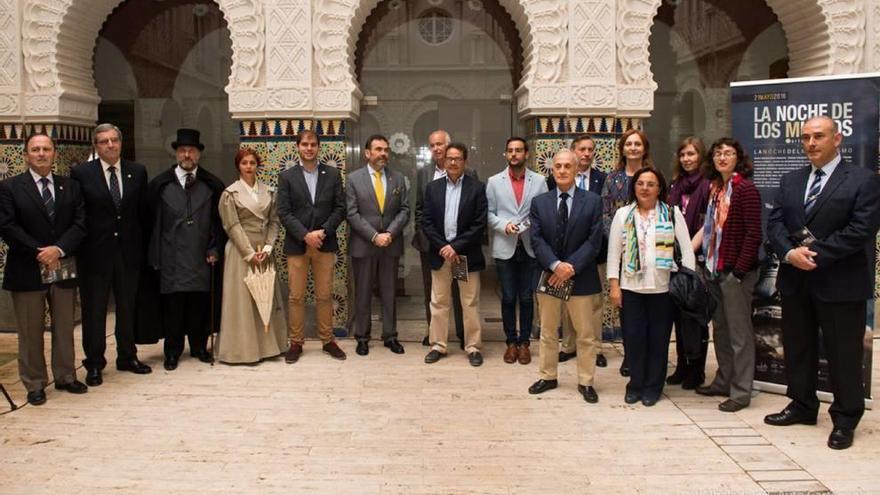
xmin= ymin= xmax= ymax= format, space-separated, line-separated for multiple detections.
xmin=171 ymin=128 xmax=204 ymax=151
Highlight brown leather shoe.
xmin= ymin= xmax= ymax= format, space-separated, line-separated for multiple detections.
xmin=285 ymin=343 xmax=303 ymax=363
xmin=517 ymin=343 xmax=531 ymax=365
xmin=322 ymin=341 xmax=347 ymax=360
xmin=503 ymin=344 xmax=518 ymax=364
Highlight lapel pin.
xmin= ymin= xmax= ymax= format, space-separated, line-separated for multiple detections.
xmin=127 ymin=174 xmax=132 ymax=178
xmin=59 ymin=186 xmax=64 ymax=190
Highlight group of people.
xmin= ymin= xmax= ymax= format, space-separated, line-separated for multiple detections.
xmin=2 ymin=115 xmax=877 ymax=451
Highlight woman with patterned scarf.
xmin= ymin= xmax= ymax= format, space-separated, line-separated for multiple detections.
xmin=694 ymin=138 xmax=762 ymax=413
xmin=607 ymin=167 xmax=695 ymax=406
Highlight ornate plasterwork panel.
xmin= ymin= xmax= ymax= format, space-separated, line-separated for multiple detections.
xmin=0 ymin=0 xmax=20 ymax=117
xmin=267 ymin=0 xmax=309 ymax=87
xmin=615 ymin=0 xmax=660 ymax=116
xmin=818 ymin=0 xmax=865 ymax=73
xmin=870 ymin=1 xmax=880 ymax=71
xmin=520 ymin=0 xmax=567 ymax=84
xmin=569 ymin=0 xmax=614 ymax=81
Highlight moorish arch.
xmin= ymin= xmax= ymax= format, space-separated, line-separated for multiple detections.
xmin=20 ymin=0 xmax=260 ymax=125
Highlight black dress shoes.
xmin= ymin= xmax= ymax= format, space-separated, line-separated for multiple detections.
xmin=164 ymin=355 xmax=179 ymax=371
xmin=191 ymin=349 xmax=212 ymax=363
xmin=468 ymin=351 xmax=483 ymax=367
xmin=54 ymin=380 xmax=88 ymax=394
xmin=641 ymin=396 xmax=659 ymax=407
xmin=595 ymin=353 xmax=607 ymax=368
xmin=356 ymin=341 xmax=369 ymax=356
xmin=116 ymin=359 xmax=152 ymax=374
xmin=695 ymin=385 xmax=728 ymax=397
xmin=624 ymin=392 xmax=640 ymax=404
xmin=27 ymin=389 xmax=47 ymax=406
xmin=384 ymin=339 xmax=405 ymax=354
xmin=421 ymin=336 xmax=430 ymax=347
xmin=85 ymin=368 xmax=102 ymax=386
xmin=619 ymin=363 xmax=630 ymax=377
xmin=558 ymin=350 xmax=576 ymax=362
xmin=666 ymin=368 xmax=686 ymax=385
xmin=528 ymin=379 xmax=558 ymax=395
xmin=578 ymin=385 xmax=599 ymax=403
xmin=763 ymin=408 xmax=818 ymax=426
xmin=718 ymin=399 xmax=747 ymax=413
xmin=827 ymin=428 xmax=854 ymax=450
xmin=424 ymin=349 xmax=445 ymax=364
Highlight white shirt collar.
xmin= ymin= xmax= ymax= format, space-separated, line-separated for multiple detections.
xmin=175 ymin=165 xmax=198 ymax=180
xmin=29 ymin=168 xmax=52 ymax=184
xmin=100 ymin=159 xmax=121 ymax=172
xmin=812 ymin=153 xmax=841 ymax=176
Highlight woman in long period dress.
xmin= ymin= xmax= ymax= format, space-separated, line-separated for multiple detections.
xmin=216 ymin=148 xmax=288 ymax=364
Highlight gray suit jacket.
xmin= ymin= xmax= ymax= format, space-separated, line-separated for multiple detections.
xmin=346 ymin=165 xmax=410 ymax=258
xmin=486 ymin=167 xmax=548 ymax=259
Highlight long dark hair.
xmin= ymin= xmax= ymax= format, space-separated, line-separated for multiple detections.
xmin=703 ymin=137 xmax=753 ymax=187
xmin=672 ymin=136 xmax=706 ymax=180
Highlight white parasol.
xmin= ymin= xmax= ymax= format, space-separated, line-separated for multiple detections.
xmin=243 ymin=262 xmax=276 ymax=333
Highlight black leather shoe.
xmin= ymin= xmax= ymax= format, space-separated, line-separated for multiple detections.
xmin=468 ymin=351 xmax=483 ymax=367
xmin=424 ymin=349 xmax=445 ymax=364
xmin=718 ymin=399 xmax=747 ymax=413
xmin=528 ymin=379 xmax=558 ymax=395
xmin=624 ymin=392 xmax=640 ymax=404
xmin=459 ymin=340 xmax=465 ymax=351
xmin=641 ymin=396 xmax=659 ymax=407
xmin=116 ymin=359 xmax=152 ymax=374
xmin=764 ymin=408 xmax=818 ymax=426
xmin=54 ymin=380 xmax=88 ymax=394
xmin=595 ymin=353 xmax=607 ymax=368
xmin=421 ymin=336 xmax=430 ymax=347
xmin=164 ymin=355 xmax=179 ymax=371
xmin=666 ymin=368 xmax=686 ymax=385
xmin=356 ymin=341 xmax=369 ymax=356
xmin=191 ymin=349 xmax=212 ymax=363
xmin=695 ymin=385 xmax=728 ymax=397
xmin=827 ymin=428 xmax=854 ymax=450
xmin=85 ymin=368 xmax=102 ymax=386
xmin=384 ymin=339 xmax=405 ymax=354
xmin=558 ymin=350 xmax=576 ymax=362
xmin=619 ymin=363 xmax=630 ymax=377
xmin=578 ymin=385 xmax=599 ymax=403
xmin=27 ymin=389 xmax=47 ymax=406
xmin=681 ymin=373 xmax=705 ymax=390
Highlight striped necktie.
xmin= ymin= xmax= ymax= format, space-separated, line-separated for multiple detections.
xmin=804 ymin=168 xmax=824 ymax=214
xmin=40 ymin=177 xmax=55 ymax=222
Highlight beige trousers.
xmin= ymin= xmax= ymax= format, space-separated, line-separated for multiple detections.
xmin=537 ymin=292 xmax=601 ymax=385
xmin=428 ymin=261 xmax=481 ymax=354
xmin=12 ymin=286 xmax=77 ymax=392
xmin=287 ymin=246 xmax=336 ymax=344
xmin=561 ymin=264 xmax=605 ymax=353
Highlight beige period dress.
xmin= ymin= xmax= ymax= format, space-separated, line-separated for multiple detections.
xmin=217 ymin=179 xmax=289 ymax=363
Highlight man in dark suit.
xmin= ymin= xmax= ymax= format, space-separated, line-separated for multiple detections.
xmin=146 ymin=129 xmax=225 ymax=371
xmin=412 ymin=130 xmax=466 ymax=347
xmin=422 ymin=143 xmax=488 ymax=367
xmin=548 ymin=134 xmax=609 ymax=368
xmin=765 ymin=115 xmax=880 ymax=450
xmin=346 ymin=134 xmax=410 ymax=356
xmin=0 ymin=133 xmax=88 ymax=405
xmin=528 ymin=149 xmax=603 ymax=404
xmin=70 ymin=123 xmax=151 ymax=385
xmin=277 ymin=129 xmax=347 ymax=363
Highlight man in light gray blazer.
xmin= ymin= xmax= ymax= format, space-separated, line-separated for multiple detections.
xmin=487 ymin=137 xmax=548 ymax=365
xmin=347 ymin=134 xmax=410 ymax=356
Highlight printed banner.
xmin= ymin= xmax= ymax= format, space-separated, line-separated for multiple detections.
xmin=730 ymin=74 xmax=880 ymax=401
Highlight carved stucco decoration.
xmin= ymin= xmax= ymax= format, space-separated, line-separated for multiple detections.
xmin=818 ymin=0 xmax=864 ymax=73
xmin=872 ymin=3 xmax=880 ymax=71
xmin=569 ymin=0 xmax=614 ymax=81
xmin=616 ymin=0 xmax=661 ymax=86
xmin=520 ymin=0 xmax=567 ymax=84
xmin=0 ymin=0 xmax=20 ymax=90
xmin=267 ymin=0 xmax=309 ymax=86
xmin=0 ymin=92 xmax=18 ymax=114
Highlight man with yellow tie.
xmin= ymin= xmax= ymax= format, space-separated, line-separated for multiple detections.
xmin=346 ymin=134 xmax=411 ymax=356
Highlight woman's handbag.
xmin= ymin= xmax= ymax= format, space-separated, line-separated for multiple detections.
xmin=668 ymin=208 xmax=715 ymax=327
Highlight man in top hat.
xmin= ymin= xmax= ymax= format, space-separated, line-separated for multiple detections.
xmin=70 ymin=123 xmax=152 ymax=385
xmin=146 ymin=128 xmax=225 ymax=370
xmin=0 ymin=133 xmax=88 ymax=405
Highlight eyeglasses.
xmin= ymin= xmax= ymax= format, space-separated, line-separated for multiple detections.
xmin=713 ymin=151 xmax=736 ymax=158
xmin=96 ymin=137 xmax=120 ymax=146
xmin=446 ymin=157 xmax=464 ymax=164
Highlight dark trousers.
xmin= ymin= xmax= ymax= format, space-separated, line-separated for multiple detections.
xmin=162 ymin=291 xmax=210 ymax=358
xmin=621 ymin=290 xmax=675 ymax=399
xmin=495 ymin=244 xmax=537 ymax=344
xmin=781 ymin=289 xmax=866 ymax=429
xmin=352 ymin=254 xmax=399 ymax=343
xmin=80 ymin=250 xmax=139 ymax=370
xmin=419 ymin=250 xmax=463 ymax=340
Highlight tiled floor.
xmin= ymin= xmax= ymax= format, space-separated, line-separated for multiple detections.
xmin=0 ymin=320 xmax=877 ymax=494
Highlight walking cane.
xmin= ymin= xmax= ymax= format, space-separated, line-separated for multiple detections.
xmin=209 ymin=261 xmax=216 ymax=366
xmin=0 ymin=384 xmax=17 ymax=410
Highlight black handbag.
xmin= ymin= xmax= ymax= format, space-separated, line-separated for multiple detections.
xmin=668 ymin=207 xmax=716 ymax=327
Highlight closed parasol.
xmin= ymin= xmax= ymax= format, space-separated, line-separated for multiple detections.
xmin=243 ymin=262 xmax=276 ymax=333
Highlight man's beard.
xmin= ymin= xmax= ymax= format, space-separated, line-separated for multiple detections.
xmin=179 ymin=160 xmax=198 ymax=171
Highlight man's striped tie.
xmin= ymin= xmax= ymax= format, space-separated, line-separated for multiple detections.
xmin=40 ymin=177 xmax=55 ymax=222
xmin=804 ymin=168 xmax=824 ymax=214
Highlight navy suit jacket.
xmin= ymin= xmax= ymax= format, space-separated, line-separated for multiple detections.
xmin=277 ymin=163 xmax=346 ymax=255
xmin=422 ymin=174 xmax=487 ymax=271
xmin=0 ymin=172 xmax=86 ymax=291
xmin=767 ymin=162 xmax=880 ymax=302
xmin=529 ymin=188 xmax=603 ymax=296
